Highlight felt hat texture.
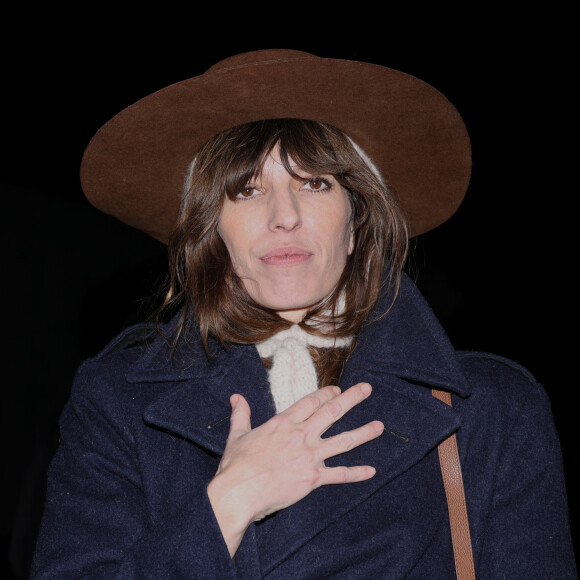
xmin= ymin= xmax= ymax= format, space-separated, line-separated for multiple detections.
xmin=80 ymin=49 xmax=472 ymax=242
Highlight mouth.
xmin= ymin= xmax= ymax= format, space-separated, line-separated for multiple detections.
xmin=260 ymin=246 xmax=313 ymax=266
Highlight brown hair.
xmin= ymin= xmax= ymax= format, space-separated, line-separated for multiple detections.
xmin=158 ymin=119 xmax=408 ymax=386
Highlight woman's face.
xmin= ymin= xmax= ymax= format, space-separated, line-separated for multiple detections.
xmin=218 ymin=146 xmax=354 ymax=322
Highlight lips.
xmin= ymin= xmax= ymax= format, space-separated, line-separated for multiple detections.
xmin=260 ymin=246 xmax=313 ymax=266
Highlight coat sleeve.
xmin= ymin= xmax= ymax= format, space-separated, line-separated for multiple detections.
xmin=473 ymin=363 xmax=578 ymax=579
xmin=30 ymin=360 xmax=238 ymax=579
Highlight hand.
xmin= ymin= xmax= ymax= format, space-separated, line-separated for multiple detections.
xmin=207 ymin=383 xmax=383 ymax=556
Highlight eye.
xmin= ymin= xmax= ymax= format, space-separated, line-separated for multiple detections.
xmin=235 ymin=186 xmax=259 ymax=200
xmin=301 ymin=177 xmax=332 ymax=192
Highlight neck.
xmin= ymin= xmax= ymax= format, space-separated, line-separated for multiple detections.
xmin=276 ymin=307 xmax=309 ymax=323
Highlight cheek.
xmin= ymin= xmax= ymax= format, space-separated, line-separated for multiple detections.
xmin=319 ymin=214 xmax=353 ymax=271
xmin=334 ymin=201 xmax=355 ymax=258
xmin=218 ymin=213 xmax=252 ymax=270
xmin=217 ymin=215 xmax=238 ymax=262
xmin=334 ymin=190 xmax=355 ymax=257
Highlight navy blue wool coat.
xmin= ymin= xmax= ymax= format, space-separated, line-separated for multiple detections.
xmin=31 ymin=275 xmax=577 ymax=579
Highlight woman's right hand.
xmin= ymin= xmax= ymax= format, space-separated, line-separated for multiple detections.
xmin=206 ymin=382 xmax=384 ymax=556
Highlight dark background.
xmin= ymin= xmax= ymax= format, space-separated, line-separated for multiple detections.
xmin=1 ymin=9 xmax=577 ymax=578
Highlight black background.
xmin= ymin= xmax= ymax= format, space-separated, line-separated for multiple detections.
xmin=2 ymin=9 xmax=577 ymax=577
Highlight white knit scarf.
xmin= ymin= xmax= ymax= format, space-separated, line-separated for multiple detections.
xmin=256 ymin=324 xmax=352 ymax=413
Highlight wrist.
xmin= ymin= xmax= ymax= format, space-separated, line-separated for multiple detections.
xmin=207 ymin=472 xmax=253 ymax=557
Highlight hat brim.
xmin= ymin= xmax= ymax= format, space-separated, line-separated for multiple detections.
xmin=80 ymin=50 xmax=472 ymax=242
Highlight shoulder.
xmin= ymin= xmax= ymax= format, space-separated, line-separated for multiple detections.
xmin=69 ymin=321 xmax=184 ymax=408
xmin=96 ymin=323 xmax=161 ymax=358
xmin=457 ymin=350 xmax=538 ymax=390
xmin=76 ymin=322 xmax=164 ymax=381
xmin=455 ymin=350 xmax=554 ymax=425
xmin=69 ymin=315 xmax=219 ymax=405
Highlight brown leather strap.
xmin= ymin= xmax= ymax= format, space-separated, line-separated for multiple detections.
xmin=432 ymin=389 xmax=476 ymax=580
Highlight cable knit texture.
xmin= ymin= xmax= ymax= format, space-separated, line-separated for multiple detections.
xmin=256 ymin=325 xmax=352 ymax=413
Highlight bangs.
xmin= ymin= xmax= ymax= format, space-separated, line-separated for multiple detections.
xmin=212 ymin=119 xmax=348 ymax=200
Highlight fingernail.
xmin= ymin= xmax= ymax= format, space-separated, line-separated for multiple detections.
xmin=360 ymin=383 xmax=372 ymax=395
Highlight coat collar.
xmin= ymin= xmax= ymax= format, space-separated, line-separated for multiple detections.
xmin=125 ymin=272 xmax=469 ymax=458
xmin=348 ymin=273 xmax=469 ymax=395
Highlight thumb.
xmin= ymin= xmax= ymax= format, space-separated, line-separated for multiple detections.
xmin=228 ymin=394 xmax=252 ymax=437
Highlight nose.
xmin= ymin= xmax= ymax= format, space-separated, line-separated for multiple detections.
xmin=267 ymin=186 xmax=302 ymax=232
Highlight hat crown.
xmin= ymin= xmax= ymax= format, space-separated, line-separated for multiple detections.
xmin=204 ymin=49 xmax=317 ymax=74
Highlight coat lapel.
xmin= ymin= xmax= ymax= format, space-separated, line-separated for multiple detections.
xmin=128 ymin=333 xmax=277 ymax=456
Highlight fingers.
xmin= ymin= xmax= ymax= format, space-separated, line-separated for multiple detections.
xmin=309 ymin=383 xmax=374 ymax=435
xmin=282 ymin=384 xmax=342 ymax=422
xmin=283 ymin=382 xmax=373 ymax=428
xmin=320 ymin=419 xmax=384 ymax=461
xmin=316 ymin=464 xmax=377 ymax=487
xmin=228 ymin=394 xmax=252 ymax=438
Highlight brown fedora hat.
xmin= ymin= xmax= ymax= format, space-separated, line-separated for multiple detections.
xmin=80 ymin=49 xmax=471 ymax=242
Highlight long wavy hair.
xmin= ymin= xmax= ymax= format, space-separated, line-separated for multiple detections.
xmin=157 ymin=119 xmax=408 ymax=386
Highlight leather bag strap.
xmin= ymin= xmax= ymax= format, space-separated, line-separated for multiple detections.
xmin=432 ymin=389 xmax=476 ymax=580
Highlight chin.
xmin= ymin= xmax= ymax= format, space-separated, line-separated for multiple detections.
xmin=262 ymin=294 xmax=323 ymax=313
xmin=248 ymin=281 xmax=333 ymax=314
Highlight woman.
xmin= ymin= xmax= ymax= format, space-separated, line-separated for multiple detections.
xmin=31 ymin=50 xmax=577 ymax=578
